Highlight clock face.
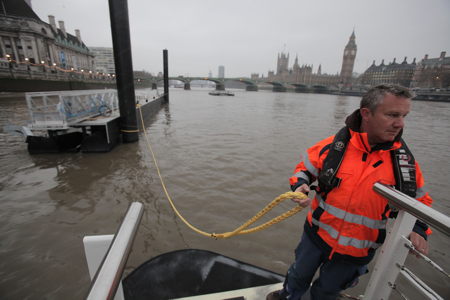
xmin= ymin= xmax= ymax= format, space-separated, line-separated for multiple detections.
xmin=345 ymin=50 xmax=349 ymax=55
xmin=351 ymin=50 xmax=356 ymax=55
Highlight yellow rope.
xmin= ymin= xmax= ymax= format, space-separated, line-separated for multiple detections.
xmin=137 ymin=105 xmax=307 ymax=238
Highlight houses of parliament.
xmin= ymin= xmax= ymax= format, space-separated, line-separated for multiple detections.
xmin=258 ymin=31 xmax=449 ymax=90
xmin=261 ymin=31 xmax=356 ymax=89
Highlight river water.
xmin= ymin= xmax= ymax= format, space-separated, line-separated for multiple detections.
xmin=0 ymin=89 xmax=449 ymax=299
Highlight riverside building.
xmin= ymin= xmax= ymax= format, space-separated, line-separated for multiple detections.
xmin=218 ymin=65 xmax=225 ymax=79
xmin=358 ymin=52 xmax=449 ymax=90
xmin=359 ymin=57 xmax=417 ymax=88
xmin=90 ymin=47 xmax=116 ymax=75
xmin=411 ymin=52 xmax=450 ymax=90
xmin=0 ymin=0 xmax=94 ymax=71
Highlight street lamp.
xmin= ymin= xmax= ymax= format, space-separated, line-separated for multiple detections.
xmin=24 ymin=57 xmax=30 ymax=70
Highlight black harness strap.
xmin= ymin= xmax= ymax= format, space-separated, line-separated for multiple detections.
xmin=317 ymin=127 xmax=351 ymax=196
xmin=391 ymin=138 xmax=417 ymax=198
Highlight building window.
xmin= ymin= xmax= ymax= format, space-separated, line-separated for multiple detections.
xmin=2 ymin=38 xmax=13 ymax=60
xmin=15 ymin=39 xmax=25 ymax=61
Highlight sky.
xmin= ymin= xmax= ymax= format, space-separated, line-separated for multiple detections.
xmin=31 ymin=0 xmax=450 ymax=78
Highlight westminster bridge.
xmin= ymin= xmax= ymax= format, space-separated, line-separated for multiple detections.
xmin=163 ymin=76 xmax=335 ymax=93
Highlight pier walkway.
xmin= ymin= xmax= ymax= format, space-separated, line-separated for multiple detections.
xmin=5 ymin=89 xmax=164 ymax=153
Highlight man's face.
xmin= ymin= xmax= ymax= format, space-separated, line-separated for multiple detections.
xmin=360 ymin=93 xmax=411 ymax=145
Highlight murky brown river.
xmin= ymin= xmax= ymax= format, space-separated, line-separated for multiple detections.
xmin=0 ymin=89 xmax=449 ymax=299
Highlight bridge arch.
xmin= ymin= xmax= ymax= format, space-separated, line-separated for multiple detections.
xmin=311 ymin=85 xmax=328 ymax=93
xmin=165 ymin=77 xmax=192 ymax=90
xmin=291 ymin=83 xmax=309 ymax=93
xmin=187 ymin=77 xmax=225 ymax=90
xmin=266 ymin=81 xmax=287 ymax=92
xmin=226 ymin=78 xmax=258 ymax=91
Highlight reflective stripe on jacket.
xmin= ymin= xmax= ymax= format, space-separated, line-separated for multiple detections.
xmin=289 ymin=128 xmax=433 ymax=261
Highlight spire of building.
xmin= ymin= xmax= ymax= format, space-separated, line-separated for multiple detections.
xmin=293 ymin=54 xmax=300 ymax=72
xmin=340 ymin=30 xmax=357 ymax=88
xmin=347 ymin=29 xmax=357 ymax=48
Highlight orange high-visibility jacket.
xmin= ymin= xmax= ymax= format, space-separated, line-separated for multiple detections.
xmin=290 ymin=126 xmax=433 ymax=263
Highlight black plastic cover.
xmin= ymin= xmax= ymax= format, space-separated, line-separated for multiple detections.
xmin=123 ymin=249 xmax=284 ymax=300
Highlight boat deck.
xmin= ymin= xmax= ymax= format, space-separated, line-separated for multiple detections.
xmin=173 ymin=282 xmax=283 ymax=300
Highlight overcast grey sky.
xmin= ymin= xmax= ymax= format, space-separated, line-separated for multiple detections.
xmin=32 ymin=0 xmax=450 ymax=78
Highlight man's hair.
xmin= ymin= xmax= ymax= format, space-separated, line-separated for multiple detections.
xmin=360 ymin=84 xmax=414 ymax=112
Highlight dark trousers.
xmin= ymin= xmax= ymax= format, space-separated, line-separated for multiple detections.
xmin=285 ymin=233 xmax=367 ymax=300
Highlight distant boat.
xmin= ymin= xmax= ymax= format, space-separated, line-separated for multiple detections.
xmin=209 ymin=91 xmax=235 ymax=96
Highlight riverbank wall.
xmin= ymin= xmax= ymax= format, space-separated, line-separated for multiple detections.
xmin=0 ymin=77 xmax=117 ymax=92
xmin=257 ymin=85 xmax=450 ymax=102
xmin=0 ymin=62 xmax=151 ymax=92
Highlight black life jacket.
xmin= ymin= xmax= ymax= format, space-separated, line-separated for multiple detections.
xmin=318 ymin=126 xmax=417 ymax=198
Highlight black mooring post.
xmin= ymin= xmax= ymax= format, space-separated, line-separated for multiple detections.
xmin=163 ymin=49 xmax=169 ymax=102
xmin=108 ymin=0 xmax=138 ymax=143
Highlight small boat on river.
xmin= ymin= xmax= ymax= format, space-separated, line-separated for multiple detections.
xmin=208 ymin=90 xmax=235 ymax=96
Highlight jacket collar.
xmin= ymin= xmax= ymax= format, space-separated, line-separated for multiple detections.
xmin=345 ymin=109 xmax=402 ymax=152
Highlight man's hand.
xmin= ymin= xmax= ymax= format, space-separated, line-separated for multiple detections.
xmin=292 ymin=184 xmax=312 ymax=208
xmin=409 ymin=232 xmax=429 ymax=257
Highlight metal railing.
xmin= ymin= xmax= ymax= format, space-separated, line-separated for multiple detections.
xmin=85 ymin=202 xmax=143 ymax=300
xmin=373 ymin=183 xmax=450 ymax=235
xmin=364 ymin=183 xmax=450 ymax=300
xmin=25 ymin=89 xmax=161 ymax=131
xmin=26 ymin=89 xmax=119 ymax=130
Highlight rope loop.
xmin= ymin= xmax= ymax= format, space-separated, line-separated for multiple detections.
xmin=137 ymin=105 xmax=308 ymax=239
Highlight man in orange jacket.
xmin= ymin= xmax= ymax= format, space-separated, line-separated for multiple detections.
xmin=267 ymin=85 xmax=432 ymax=300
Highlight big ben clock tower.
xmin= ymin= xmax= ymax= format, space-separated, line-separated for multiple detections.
xmin=340 ymin=30 xmax=357 ymax=88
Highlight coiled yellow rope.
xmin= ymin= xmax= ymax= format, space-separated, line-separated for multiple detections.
xmin=137 ymin=104 xmax=307 ymax=238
